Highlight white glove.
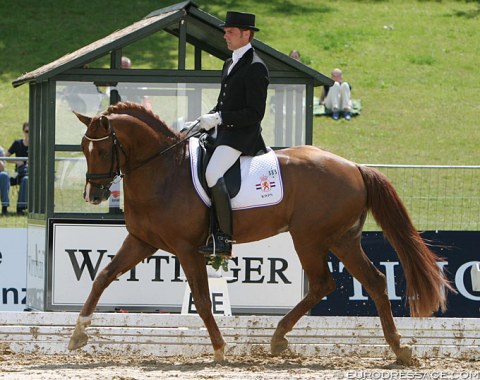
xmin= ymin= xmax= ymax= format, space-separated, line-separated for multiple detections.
xmin=186 ymin=120 xmax=203 ymax=135
xmin=197 ymin=112 xmax=222 ymax=131
xmin=178 ymin=120 xmax=197 ymax=134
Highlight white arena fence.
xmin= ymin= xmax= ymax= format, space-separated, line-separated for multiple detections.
xmin=0 ymin=312 xmax=478 ymax=359
xmin=1 ymin=162 xmax=479 ymax=231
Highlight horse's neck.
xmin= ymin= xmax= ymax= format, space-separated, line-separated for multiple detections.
xmin=117 ymin=123 xmax=185 ymax=181
xmin=117 ymin=123 xmax=162 ymax=161
xmin=122 ymin=146 xmax=189 ymax=208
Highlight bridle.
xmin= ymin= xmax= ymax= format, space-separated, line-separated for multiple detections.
xmin=83 ymin=117 xmax=201 ymax=196
xmin=83 ymin=126 xmax=126 ymax=198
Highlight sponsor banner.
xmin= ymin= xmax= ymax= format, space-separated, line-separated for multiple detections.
xmin=311 ymin=231 xmax=480 ymax=317
xmin=49 ymin=220 xmax=304 ymax=313
xmin=26 ymin=224 xmax=47 ymax=310
xmin=0 ymin=229 xmax=27 ymax=311
xmin=108 ymin=180 xmax=121 ymax=209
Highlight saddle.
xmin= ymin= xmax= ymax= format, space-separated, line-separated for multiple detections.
xmin=196 ymin=133 xmax=267 ymax=198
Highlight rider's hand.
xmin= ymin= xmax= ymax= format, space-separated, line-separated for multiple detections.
xmin=179 ymin=120 xmax=198 ymax=134
xmin=183 ymin=121 xmax=197 ymax=129
xmin=197 ymin=112 xmax=222 ymax=131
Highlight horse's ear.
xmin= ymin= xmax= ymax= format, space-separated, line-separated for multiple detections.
xmin=99 ymin=115 xmax=110 ymax=132
xmin=73 ymin=111 xmax=91 ymax=127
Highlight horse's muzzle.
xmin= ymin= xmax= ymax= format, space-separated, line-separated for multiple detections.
xmin=84 ymin=182 xmax=111 ymax=205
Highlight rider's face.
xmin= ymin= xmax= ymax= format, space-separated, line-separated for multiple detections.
xmin=223 ymin=27 xmax=250 ymax=51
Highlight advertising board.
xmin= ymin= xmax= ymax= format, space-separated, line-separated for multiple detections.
xmin=0 ymin=229 xmax=27 ymax=311
xmin=7 ymin=221 xmax=476 ymax=317
xmin=48 ymin=219 xmax=304 ymax=314
xmin=311 ymin=231 xmax=480 ymax=317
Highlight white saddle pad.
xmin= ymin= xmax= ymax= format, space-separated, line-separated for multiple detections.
xmin=189 ymin=138 xmax=284 ymax=210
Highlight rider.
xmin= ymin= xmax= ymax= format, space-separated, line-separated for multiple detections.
xmin=196 ymin=11 xmax=270 ymax=258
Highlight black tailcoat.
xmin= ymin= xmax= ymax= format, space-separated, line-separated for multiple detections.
xmin=212 ymin=48 xmax=269 ymax=155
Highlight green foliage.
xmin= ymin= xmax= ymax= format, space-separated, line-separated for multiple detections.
xmin=206 ymin=255 xmax=230 ymax=271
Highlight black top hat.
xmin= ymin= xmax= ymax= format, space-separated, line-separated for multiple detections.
xmin=220 ymin=11 xmax=259 ymax=31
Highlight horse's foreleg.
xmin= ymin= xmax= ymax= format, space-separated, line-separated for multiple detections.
xmin=272 ymin=247 xmax=334 ymax=355
xmin=332 ymin=240 xmax=412 ymax=365
xmin=179 ymin=251 xmax=226 ymax=361
xmin=68 ymin=234 xmax=156 ymax=351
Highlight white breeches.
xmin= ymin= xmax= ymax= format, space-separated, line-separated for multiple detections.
xmin=324 ymin=82 xmax=352 ymax=111
xmin=205 ymin=145 xmax=242 ymax=188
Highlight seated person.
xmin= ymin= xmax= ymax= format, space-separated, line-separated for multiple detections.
xmin=289 ymin=49 xmax=301 ymax=61
xmin=319 ymin=68 xmax=352 ymax=120
xmin=0 ymin=146 xmax=10 ymax=216
xmin=7 ymin=122 xmax=29 ymax=214
xmin=121 ymin=56 xmax=132 ymax=69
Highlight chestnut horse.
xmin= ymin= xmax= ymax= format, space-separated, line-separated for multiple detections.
xmin=69 ymin=102 xmax=452 ymax=364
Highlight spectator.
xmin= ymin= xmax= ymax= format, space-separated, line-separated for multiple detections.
xmin=0 ymin=146 xmax=10 ymax=216
xmin=319 ymin=68 xmax=352 ymax=120
xmin=116 ymin=56 xmax=153 ymax=110
xmin=7 ymin=122 xmax=29 ymax=215
xmin=121 ymin=56 xmax=132 ymax=69
xmin=289 ymin=50 xmax=301 ymax=61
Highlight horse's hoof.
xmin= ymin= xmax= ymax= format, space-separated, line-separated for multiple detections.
xmin=214 ymin=344 xmax=225 ymax=362
xmin=68 ymin=331 xmax=89 ymax=351
xmin=395 ymin=345 xmax=413 ymax=366
xmin=271 ymin=336 xmax=289 ymax=356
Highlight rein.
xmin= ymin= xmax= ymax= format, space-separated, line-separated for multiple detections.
xmin=84 ymin=119 xmax=201 ymax=191
xmin=127 ymin=120 xmax=201 ymax=172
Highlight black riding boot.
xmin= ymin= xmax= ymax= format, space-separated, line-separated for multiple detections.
xmin=198 ymin=177 xmax=234 ymax=258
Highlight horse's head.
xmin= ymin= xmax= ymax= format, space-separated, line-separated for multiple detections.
xmin=75 ymin=111 xmax=123 ymax=205
xmin=75 ymin=102 xmax=185 ymax=204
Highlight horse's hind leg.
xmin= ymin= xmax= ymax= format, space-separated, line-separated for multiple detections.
xmin=271 ymin=242 xmax=335 ymax=355
xmin=331 ymin=237 xmax=412 ymax=365
xmin=68 ymin=234 xmax=156 ymax=350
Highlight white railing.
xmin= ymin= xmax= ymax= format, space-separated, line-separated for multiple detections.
xmin=364 ymin=165 xmax=480 ymax=231
xmin=0 ymin=157 xmax=28 ymax=162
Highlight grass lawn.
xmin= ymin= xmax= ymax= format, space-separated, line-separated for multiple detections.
xmin=1 ymin=0 xmax=479 ymax=164
xmin=0 ymin=0 xmax=479 ymax=229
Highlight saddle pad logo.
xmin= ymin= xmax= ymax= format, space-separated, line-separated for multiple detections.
xmin=189 ymin=138 xmax=284 ymax=210
xmin=256 ymin=174 xmax=276 ymax=195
